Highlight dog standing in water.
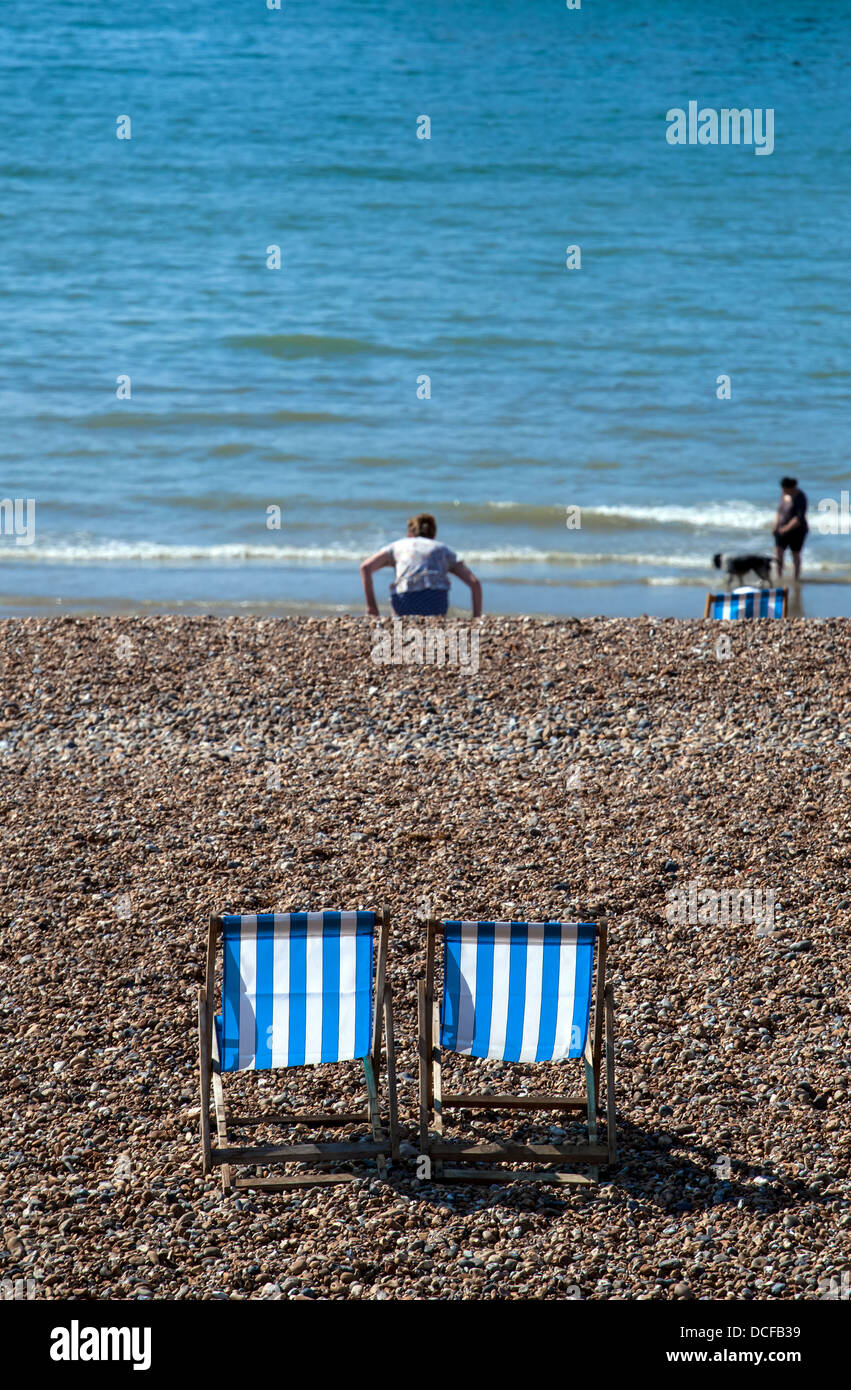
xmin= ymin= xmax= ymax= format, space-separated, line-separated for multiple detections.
xmin=712 ymin=553 xmax=775 ymax=588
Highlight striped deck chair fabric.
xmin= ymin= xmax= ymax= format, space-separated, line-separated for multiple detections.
xmin=441 ymin=920 xmax=596 ymax=1063
xmin=218 ymin=911 xmax=375 ymax=1072
xmin=707 ymin=587 xmax=786 ymax=619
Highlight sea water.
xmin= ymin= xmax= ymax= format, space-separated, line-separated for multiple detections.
xmin=0 ymin=0 xmax=848 ymax=617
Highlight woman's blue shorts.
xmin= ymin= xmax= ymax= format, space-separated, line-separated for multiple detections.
xmin=390 ymin=589 xmax=449 ymax=617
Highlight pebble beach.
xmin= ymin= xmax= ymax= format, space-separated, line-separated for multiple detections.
xmin=1 ymin=613 xmax=849 ymax=1301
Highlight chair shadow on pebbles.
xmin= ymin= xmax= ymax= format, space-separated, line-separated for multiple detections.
xmin=386 ymin=1116 xmax=822 ymax=1226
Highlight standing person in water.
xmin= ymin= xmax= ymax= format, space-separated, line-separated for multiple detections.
xmin=360 ymin=513 xmax=482 ymax=618
xmin=773 ymin=476 xmax=808 ymax=581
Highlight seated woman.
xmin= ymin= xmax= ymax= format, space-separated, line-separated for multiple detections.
xmin=360 ymin=513 xmax=482 ymax=618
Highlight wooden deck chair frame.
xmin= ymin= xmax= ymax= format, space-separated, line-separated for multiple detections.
xmin=703 ymin=587 xmax=788 ymax=618
xmin=199 ymin=909 xmax=399 ymax=1193
xmin=418 ymin=917 xmax=616 ymax=1186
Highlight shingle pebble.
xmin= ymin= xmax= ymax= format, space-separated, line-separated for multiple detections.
xmin=0 ymin=613 xmax=848 ymax=1301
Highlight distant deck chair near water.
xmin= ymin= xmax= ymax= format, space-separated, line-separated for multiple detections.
xmin=704 ymin=586 xmax=788 ymax=619
xmin=418 ymin=918 xmax=615 ymax=1185
xmin=199 ymin=910 xmax=399 ymax=1192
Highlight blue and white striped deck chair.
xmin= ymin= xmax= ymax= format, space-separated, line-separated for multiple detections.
xmin=199 ymin=910 xmax=398 ymax=1193
xmin=704 ymin=586 xmax=788 ymax=619
xmin=418 ymin=918 xmax=615 ymax=1185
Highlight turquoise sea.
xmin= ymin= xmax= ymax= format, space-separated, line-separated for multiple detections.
xmin=1 ymin=0 xmax=849 ymax=617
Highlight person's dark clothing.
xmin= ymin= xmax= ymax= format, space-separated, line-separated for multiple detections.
xmin=391 ymin=588 xmax=449 ymax=616
xmin=774 ymin=489 xmax=808 ymax=551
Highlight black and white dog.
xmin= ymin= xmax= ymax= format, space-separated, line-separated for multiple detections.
xmin=712 ymin=553 xmax=775 ymax=588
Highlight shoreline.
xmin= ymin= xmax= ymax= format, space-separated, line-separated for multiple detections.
xmin=0 ymin=574 xmax=850 ymax=622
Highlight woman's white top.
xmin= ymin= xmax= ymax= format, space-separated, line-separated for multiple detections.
xmin=385 ymin=536 xmax=457 ymax=593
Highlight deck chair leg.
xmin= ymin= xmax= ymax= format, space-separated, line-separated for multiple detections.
xmin=384 ymin=986 xmax=400 ymax=1162
xmin=363 ymin=1056 xmax=387 ymax=1179
xmin=417 ymin=980 xmax=430 ymax=1161
xmin=584 ymin=1059 xmax=597 ymax=1145
xmin=198 ymin=989 xmax=212 ymax=1173
xmin=431 ymin=998 xmax=444 ymax=1178
xmin=584 ymin=1058 xmax=598 ymax=1181
xmin=605 ymin=983 xmax=617 ymax=1164
xmin=210 ymin=1014 xmax=232 ymax=1195
xmin=431 ymin=999 xmax=444 ymax=1137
